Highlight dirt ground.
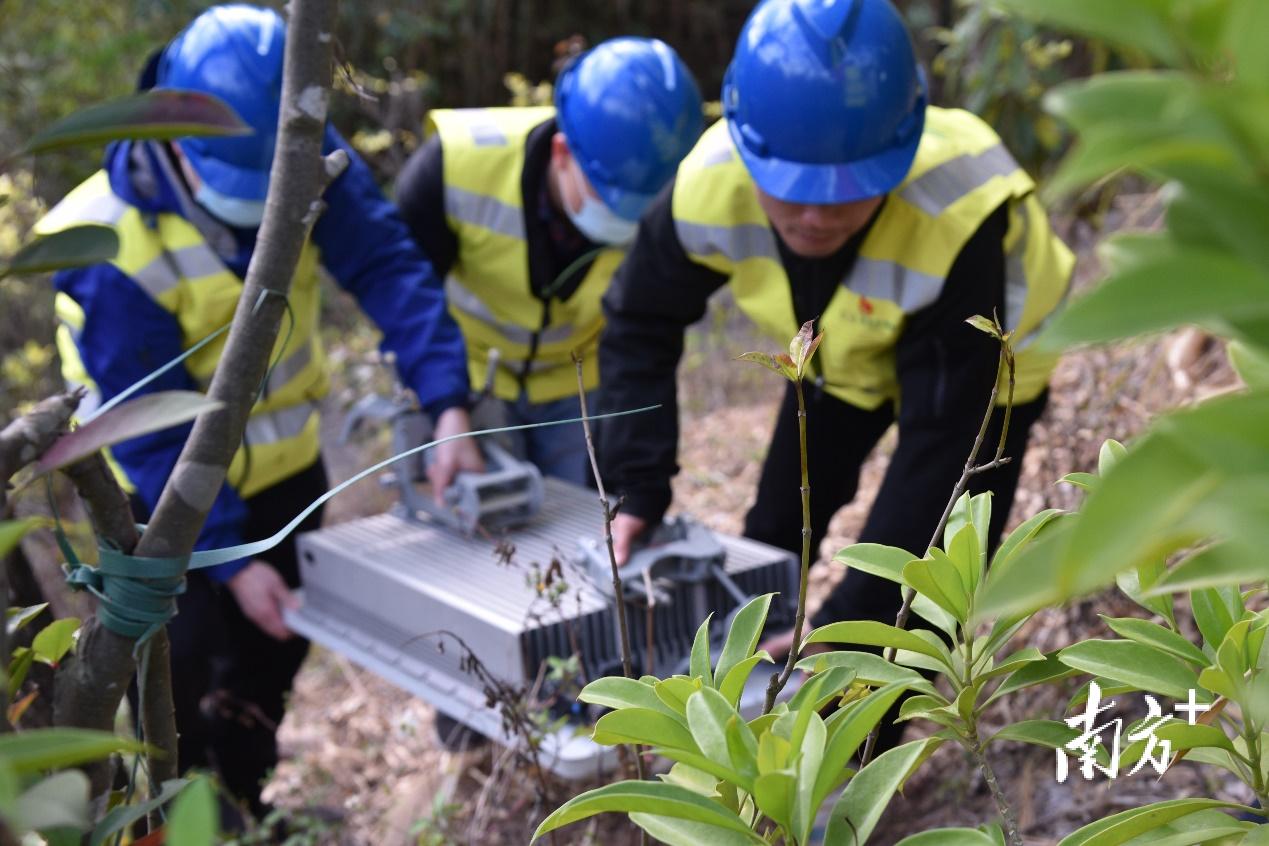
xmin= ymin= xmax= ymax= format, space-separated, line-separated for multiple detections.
xmin=259 ymin=192 xmax=1253 ymax=845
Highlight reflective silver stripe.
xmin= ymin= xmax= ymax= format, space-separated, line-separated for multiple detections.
xmin=1004 ymin=207 xmax=1030 ymax=335
xmin=900 ymin=144 xmax=1019 ymax=217
xmin=844 ymin=258 xmax=946 ymax=313
xmin=699 ymin=131 xmax=735 ymax=167
xmin=244 ymin=402 xmax=317 ymax=445
xmin=75 ymin=192 xmax=129 ymax=226
xmin=131 ymin=243 xmax=226 ymax=300
xmin=674 ymin=220 xmax=779 ymax=264
xmin=446 ymin=276 xmax=577 ymax=348
xmin=444 ymin=186 xmax=525 ymax=240
xmin=458 ymin=109 xmax=507 ymax=146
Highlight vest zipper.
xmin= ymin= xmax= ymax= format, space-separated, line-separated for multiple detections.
xmin=519 ymin=299 xmax=551 ymax=393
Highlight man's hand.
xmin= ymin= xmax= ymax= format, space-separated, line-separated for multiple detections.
xmin=611 ymin=512 xmax=650 ymax=566
xmin=227 ymin=560 xmax=298 ymax=641
xmin=427 ymin=406 xmax=485 ymax=504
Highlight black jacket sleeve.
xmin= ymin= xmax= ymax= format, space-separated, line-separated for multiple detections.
xmin=855 ymin=202 xmax=1010 ymax=552
xmin=596 ymin=181 xmax=728 ymax=522
xmin=395 ymin=134 xmax=460 ymax=280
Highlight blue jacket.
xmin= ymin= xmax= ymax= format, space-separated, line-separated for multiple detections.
xmin=54 ymin=131 xmax=470 ymax=581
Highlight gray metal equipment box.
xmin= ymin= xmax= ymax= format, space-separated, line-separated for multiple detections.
xmin=286 ymin=478 xmax=799 ymax=779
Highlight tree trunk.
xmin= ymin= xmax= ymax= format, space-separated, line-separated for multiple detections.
xmin=51 ymin=0 xmax=342 ymax=810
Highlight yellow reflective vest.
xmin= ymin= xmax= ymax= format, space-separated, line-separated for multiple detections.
xmin=672 ymin=108 xmax=1074 ymax=409
xmin=37 ymin=170 xmax=327 ymax=498
xmin=427 ymin=107 xmax=626 ymax=403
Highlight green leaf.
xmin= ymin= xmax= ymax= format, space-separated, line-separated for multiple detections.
xmin=832 ymin=543 xmax=915 ymax=585
xmin=989 ymin=509 xmax=1064 ymax=578
xmin=965 ymin=314 xmax=1002 ymax=339
xmin=1154 ymin=543 xmax=1269 ymax=594
xmin=21 ymin=90 xmax=250 ymax=155
xmin=533 ymin=781 xmax=765 ymax=842
xmin=814 ymin=682 xmax=909 ymax=812
xmin=8 ymin=649 xmax=35 ymax=700
xmin=1117 ymin=559 xmax=1176 ymax=626
xmin=15 ymin=770 xmax=91 ymax=833
xmin=736 ymin=351 xmax=795 ymax=381
xmin=946 ymin=492 xmax=992 ymax=560
xmin=34 ymin=391 xmax=223 ymax=475
xmin=628 ymin=813 xmax=763 ymax=846
xmin=787 ymin=667 xmax=856 ymax=713
xmin=0 ymin=226 xmax=117 ymax=279
xmin=807 ymin=621 xmax=953 ymax=671
xmin=1056 ymin=798 xmax=1251 ymax=846
xmin=752 ymin=771 xmax=796 ymax=834
xmin=1154 ymin=722 xmax=1237 ymax=756
xmin=165 ymin=776 xmax=218 ymax=846
xmin=1060 ymin=472 xmax=1099 ymax=492
xmin=1098 ymin=440 xmax=1128 ymax=477
xmin=90 ymin=779 xmax=189 ymax=846
xmin=792 ymin=712 xmax=827 ymax=844
xmin=798 ymin=651 xmax=937 ymax=697
xmin=0 ymin=729 xmax=144 ymax=774
xmin=824 ymin=738 xmax=932 ymax=845
xmin=686 ymin=688 xmax=753 ymax=788
xmin=719 ymin=652 xmax=772 ymax=709
xmin=897 ymin=828 xmax=1001 ymax=846
xmin=32 ymin=618 xmax=80 ymax=668
xmin=579 ymin=676 xmax=678 ymax=718
xmin=1191 ymin=586 xmax=1243 ymax=649
xmin=713 ymin=594 xmax=772 ymax=689
xmin=947 ymin=522 xmax=984 ymax=596
xmin=989 ymin=720 xmax=1087 ymax=752
xmin=979 ymin=647 xmax=1046 ymax=681
xmin=690 ymin=613 xmax=714 ymax=683
xmin=903 ymin=552 xmax=970 ymax=624
xmin=789 ymin=319 xmax=824 ymax=380
xmin=1228 ymin=340 xmax=1269 ymax=390
xmin=1100 ymin=617 xmax=1208 ymax=667
xmin=1058 ymin=640 xmax=1201 ymax=700
xmin=990 ymin=0 xmax=1185 ymax=66
xmin=656 ymin=677 xmax=704 ymax=718
xmin=0 ymin=519 xmax=43 ymax=559
xmin=984 ymin=654 xmax=1086 ymax=710
xmin=591 ymin=709 xmax=697 ymax=751
xmin=7 ymin=602 xmax=50 ymax=637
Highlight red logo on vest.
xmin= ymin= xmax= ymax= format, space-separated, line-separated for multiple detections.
xmin=859 ymin=295 xmax=874 ymax=316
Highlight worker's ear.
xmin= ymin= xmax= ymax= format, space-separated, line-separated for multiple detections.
xmin=549 ymin=132 xmax=574 ymax=172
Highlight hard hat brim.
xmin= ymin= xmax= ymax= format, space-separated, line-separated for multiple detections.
xmin=591 ymin=178 xmax=657 ymax=223
xmin=728 ymin=117 xmax=922 ymax=205
xmin=178 ymin=138 xmax=272 ymax=202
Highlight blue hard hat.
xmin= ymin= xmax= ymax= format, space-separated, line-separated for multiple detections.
xmin=554 ymin=38 xmax=704 ymax=222
xmin=157 ymin=4 xmax=286 ymax=202
xmin=723 ymin=0 xmax=928 ymax=204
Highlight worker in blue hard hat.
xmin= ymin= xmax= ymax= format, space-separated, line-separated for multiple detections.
xmin=597 ymin=0 xmax=1073 ymax=736
xmin=36 ymin=3 xmax=482 ymax=819
xmin=396 ymin=38 xmax=704 ymax=484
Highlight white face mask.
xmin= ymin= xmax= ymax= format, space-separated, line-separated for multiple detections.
xmin=193 ymin=181 xmax=268 ymax=228
xmin=562 ymin=163 xmax=638 ymax=246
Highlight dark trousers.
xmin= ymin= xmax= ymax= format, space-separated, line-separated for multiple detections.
xmin=134 ymin=460 xmax=326 ymax=816
xmin=742 ymin=384 xmax=1046 ymax=749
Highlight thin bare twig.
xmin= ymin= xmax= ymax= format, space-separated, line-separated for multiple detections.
xmin=573 ymin=353 xmax=647 ymax=802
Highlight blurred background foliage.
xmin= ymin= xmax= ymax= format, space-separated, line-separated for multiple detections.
xmin=1 ymin=0 xmax=1129 ymax=426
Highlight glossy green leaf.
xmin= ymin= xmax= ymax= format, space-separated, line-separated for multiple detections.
xmin=690 ymin=613 xmax=713 ymax=683
xmin=1057 ymin=798 xmax=1250 ymax=846
xmin=990 ymin=720 xmax=1086 ymax=752
xmin=787 ymin=667 xmax=856 ymax=715
xmin=814 ymin=682 xmax=909 ymax=812
xmin=579 ymin=676 xmax=677 ymax=718
xmin=988 ymin=509 xmax=1064 ymax=578
xmin=1191 ymin=586 xmax=1243 ymax=649
xmin=628 ymin=812 xmax=762 ymax=846
xmin=824 ymin=738 xmax=932 ymax=845
xmin=164 ymin=776 xmax=218 ymax=846
xmin=1 ymin=226 xmax=117 ymax=279
xmin=1059 ymin=640 xmax=1201 ymax=700
xmin=0 ymin=729 xmax=144 ymax=774
xmin=1061 ymin=473 xmax=1098 ymax=492
xmin=1098 ymin=440 xmax=1128 ymax=477
xmin=798 ymin=651 xmax=936 ymax=697
xmin=946 ymin=491 xmax=991 ymax=572
xmin=1154 ymin=722 xmax=1237 ymax=756
xmin=1228 ymin=340 xmax=1269 ymax=390
xmin=792 ymin=712 xmax=827 ymax=844
xmin=591 ymin=708 xmax=697 ymax=751
xmin=32 ymin=618 xmax=80 ymax=667
xmin=831 ymin=543 xmax=915 ymax=586
xmin=534 ymin=781 xmax=765 ymax=842
xmin=656 ymin=676 xmax=704 ymax=718
xmin=1117 ymin=558 xmax=1176 ymax=626
xmin=8 ymin=649 xmax=35 ymax=700
xmin=21 ymin=90 xmax=249 ymax=155
xmin=752 ymin=771 xmax=795 ymax=834
xmin=719 ymin=652 xmax=772 ymax=709
xmin=903 ymin=552 xmax=970 ymax=623
xmin=713 ymin=594 xmax=772 ymax=689
xmin=965 ymin=315 xmax=1002 ymax=339
xmin=34 ymin=391 xmax=223 ymax=474
xmin=686 ymin=687 xmax=753 ymax=788
xmin=1100 ymin=617 xmax=1208 ymax=667
xmin=1154 ymin=544 xmax=1269 ymax=594
xmin=979 ymin=647 xmax=1046 ymax=681
xmin=806 ymin=621 xmax=953 ymax=670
